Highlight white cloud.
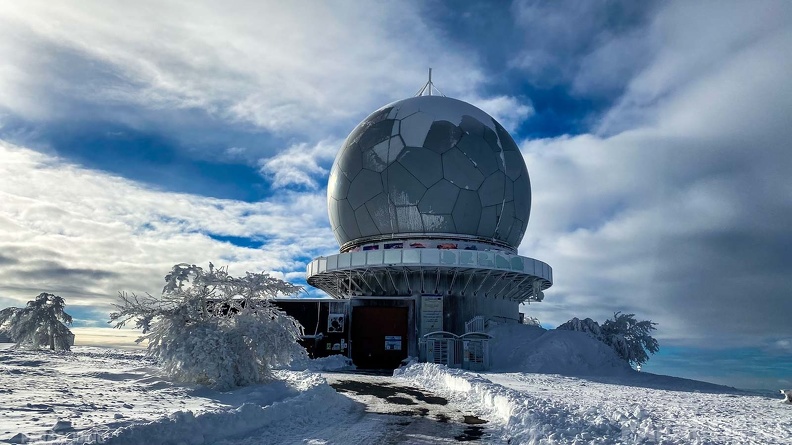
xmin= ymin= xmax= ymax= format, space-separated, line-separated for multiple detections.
xmin=0 ymin=1 xmax=485 ymax=146
xmin=259 ymin=139 xmax=341 ymax=189
xmin=462 ymin=95 xmax=534 ymax=133
xmin=0 ymin=141 xmax=337 ymax=314
xmin=517 ymin=2 xmax=792 ymax=347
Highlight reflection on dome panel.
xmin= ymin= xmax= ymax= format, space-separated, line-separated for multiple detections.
xmin=338 ymin=143 xmax=363 ymax=180
xmin=459 ymin=115 xmax=486 ymax=138
xmin=354 ymin=205 xmax=379 ymax=237
xmin=456 ymin=134 xmax=498 ymax=176
xmin=423 ymin=120 xmax=463 ymax=154
xmin=478 ymin=205 xmax=498 ymax=235
xmin=386 ymin=162 xmax=427 ymax=206
xmin=362 ymin=140 xmax=389 ymax=172
xmin=421 ymin=213 xmax=455 ymax=232
xmin=452 ymin=190 xmax=482 ymax=235
xmin=442 ymin=147 xmax=485 ymax=190
xmin=394 ymin=206 xmax=424 ymax=233
xmin=513 ymin=173 xmax=531 ymax=222
xmin=418 ymin=179 xmax=459 ymax=214
xmin=359 ymin=119 xmax=396 ymax=151
xmin=479 ymin=171 xmax=507 ymax=207
xmin=347 ymin=169 xmax=383 ymax=209
xmin=328 ymin=94 xmax=533 ymax=249
xmin=338 ymin=199 xmax=361 ymax=240
xmin=494 ymin=122 xmax=520 ymax=152
xmin=396 ymin=146 xmax=442 ymax=188
xmin=400 ymin=111 xmax=435 ymax=147
xmin=503 ymin=151 xmax=524 ymax=181
xmin=365 ymin=193 xmax=395 ymax=234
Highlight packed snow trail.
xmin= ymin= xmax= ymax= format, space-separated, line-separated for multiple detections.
xmin=218 ymin=372 xmax=504 ymax=444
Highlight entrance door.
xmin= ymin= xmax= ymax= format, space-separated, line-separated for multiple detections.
xmin=351 ymin=306 xmax=409 ymax=369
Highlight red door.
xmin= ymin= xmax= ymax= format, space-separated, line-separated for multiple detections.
xmin=351 ymin=306 xmax=408 ymax=369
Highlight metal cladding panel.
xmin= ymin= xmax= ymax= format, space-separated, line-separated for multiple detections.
xmin=403 ymin=249 xmax=420 ymax=263
xmin=366 ymin=250 xmax=384 ymax=265
xmin=510 ymin=256 xmax=524 ymax=271
xmin=327 ymin=255 xmax=338 ymax=270
xmin=318 ymin=258 xmax=327 ymax=274
xmin=477 ymin=251 xmax=494 ymax=267
xmin=421 ymin=249 xmax=440 ymax=264
xmin=338 ymin=253 xmax=352 ymax=268
xmin=440 ymin=250 xmax=457 ymax=265
xmin=351 ymin=252 xmax=366 ymax=266
xmin=384 ymin=249 xmax=401 ymax=264
xmin=459 ymin=250 xmax=475 ymax=266
xmin=327 ymin=95 xmax=533 ymax=249
xmin=307 ymin=261 xmax=313 ymax=276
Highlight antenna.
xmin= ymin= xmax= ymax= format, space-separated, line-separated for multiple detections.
xmin=415 ymin=68 xmax=445 ymax=97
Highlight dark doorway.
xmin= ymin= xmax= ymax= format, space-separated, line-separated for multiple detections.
xmin=351 ymin=306 xmax=409 ymax=369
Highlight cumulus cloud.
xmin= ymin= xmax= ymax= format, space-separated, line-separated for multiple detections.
xmin=259 ymin=139 xmax=341 ymax=189
xmin=518 ymin=2 xmax=792 ymax=348
xmin=0 ymin=141 xmax=337 ymax=315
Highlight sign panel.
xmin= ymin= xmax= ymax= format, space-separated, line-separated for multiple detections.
xmin=421 ymin=295 xmax=443 ymax=334
xmin=384 ymin=335 xmax=402 ymax=350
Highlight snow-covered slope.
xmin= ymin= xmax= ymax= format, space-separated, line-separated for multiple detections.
xmin=2 ymin=325 xmax=791 ymax=445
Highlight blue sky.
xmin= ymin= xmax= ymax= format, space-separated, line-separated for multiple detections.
xmin=0 ymin=0 xmax=790 ymax=390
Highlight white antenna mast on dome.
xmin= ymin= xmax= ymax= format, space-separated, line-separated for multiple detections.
xmin=415 ymin=68 xmax=446 ymax=97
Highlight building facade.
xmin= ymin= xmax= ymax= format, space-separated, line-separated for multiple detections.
xmin=305 ymin=93 xmax=552 ymax=369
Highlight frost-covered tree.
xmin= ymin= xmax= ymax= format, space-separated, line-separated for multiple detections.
xmin=109 ymin=263 xmax=306 ymax=390
xmin=600 ymin=312 xmax=659 ymax=367
xmin=0 ymin=293 xmax=74 ymax=351
xmin=558 ymin=312 xmax=659 ymax=367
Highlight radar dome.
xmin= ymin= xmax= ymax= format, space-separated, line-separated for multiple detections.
xmin=328 ymin=95 xmax=531 ymax=251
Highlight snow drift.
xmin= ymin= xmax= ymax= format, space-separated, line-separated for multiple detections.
xmin=487 ymin=323 xmax=631 ymax=376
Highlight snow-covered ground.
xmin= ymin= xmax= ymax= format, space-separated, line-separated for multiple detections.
xmin=2 ymin=324 xmax=791 ymax=445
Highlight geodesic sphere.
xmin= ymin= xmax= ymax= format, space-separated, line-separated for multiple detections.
xmin=328 ymin=95 xmax=531 ymax=249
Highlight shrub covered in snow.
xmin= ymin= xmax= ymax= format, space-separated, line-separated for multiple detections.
xmin=558 ymin=312 xmax=659 ymax=367
xmin=0 ymin=293 xmax=74 ymax=351
xmin=110 ymin=263 xmax=306 ymax=390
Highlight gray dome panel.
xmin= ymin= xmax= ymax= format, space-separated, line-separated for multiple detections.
xmin=397 ymin=146 xmax=442 ymax=188
xmin=347 ymin=169 xmax=383 ymax=209
xmin=327 ymin=95 xmax=532 ymax=248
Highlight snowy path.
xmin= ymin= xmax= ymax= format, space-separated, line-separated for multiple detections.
xmin=217 ymin=372 xmax=504 ymax=444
